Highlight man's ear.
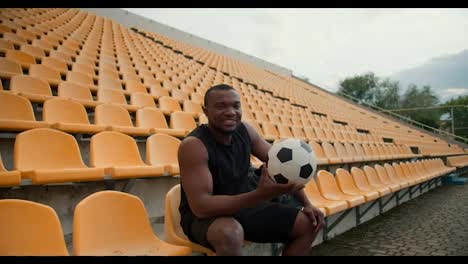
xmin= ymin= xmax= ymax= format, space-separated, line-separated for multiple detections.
xmin=202 ymin=105 xmax=208 ymax=116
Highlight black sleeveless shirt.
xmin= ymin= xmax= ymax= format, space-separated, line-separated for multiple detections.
xmin=179 ymin=123 xmax=252 ymax=226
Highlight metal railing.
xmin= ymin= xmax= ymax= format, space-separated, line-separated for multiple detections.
xmin=336 ymin=91 xmax=468 ymax=145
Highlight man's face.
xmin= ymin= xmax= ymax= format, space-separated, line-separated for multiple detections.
xmin=204 ymin=89 xmax=242 ymax=134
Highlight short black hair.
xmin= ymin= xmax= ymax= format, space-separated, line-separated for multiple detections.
xmin=203 ymin=84 xmax=236 ymax=106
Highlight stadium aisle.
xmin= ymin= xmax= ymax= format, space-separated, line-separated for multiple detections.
xmin=309 ymin=184 xmax=468 ymax=256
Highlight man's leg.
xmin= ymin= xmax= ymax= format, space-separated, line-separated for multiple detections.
xmin=282 ymin=211 xmax=322 ymax=256
xmin=206 ymin=217 xmax=244 ymax=256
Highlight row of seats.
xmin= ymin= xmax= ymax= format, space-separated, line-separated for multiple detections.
xmin=0 ymin=128 xmax=182 ymax=186
xmin=307 ymin=159 xmax=454 ymax=216
xmin=0 ymin=191 xmax=192 ymax=256
xmin=0 ymin=72 xmax=204 ymax=115
xmin=0 ymin=92 xmax=197 ymax=137
xmin=245 ymin=118 xmax=384 ymax=144
xmin=0 ymin=55 xmax=207 ymax=105
xmin=447 ymin=155 xmax=468 ymax=169
xmin=309 ymin=141 xmax=419 ymax=165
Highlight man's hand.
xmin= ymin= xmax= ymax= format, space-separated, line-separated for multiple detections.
xmin=257 ymin=163 xmax=305 ymax=200
xmin=301 ymin=204 xmax=325 ymax=228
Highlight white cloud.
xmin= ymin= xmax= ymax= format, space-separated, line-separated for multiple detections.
xmin=123 ymin=8 xmax=468 ymax=93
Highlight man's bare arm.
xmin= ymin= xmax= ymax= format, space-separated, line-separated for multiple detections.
xmin=179 ymin=137 xmax=296 ymax=219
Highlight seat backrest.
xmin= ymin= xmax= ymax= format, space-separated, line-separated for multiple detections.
xmin=43 ymin=98 xmax=90 ymax=124
xmin=20 ymin=44 xmax=45 ymax=59
xmin=392 ymin=162 xmax=408 ymax=181
xmin=183 ymin=100 xmax=203 ymax=115
xmin=98 ymin=76 xmax=123 ymax=91
xmin=125 ymin=80 xmax=147 ymax=94
xmin=0 ymin=57 xmax=23 ymax=76
xmin=309 ymin=141 xmax=327 ymax=161
xmin=336 ymin=168 xmax=360 ymax=194
xmin=363 ymin=165 xmax=384 ymax=186
xmin=97 ymin=88 xmax=128 ymax=105
xmin=384 ymin=163 xmax=402 ymax=183
xmin=262 ymin=122 xmax=279 ymax=136
xmin=316 ymin=170 xmax=342 ymax=196
xmin=29 ymin=64 xmax=61 ymax=81
xmin=164 ymin=184 xmax=188 ymax=241
xmin=146 ymin=134 xmax=181 ymax=166
xmin=136 ymin=107 xmax=169 ymax=129
xmin=41 ymin=57 xmax=68 ymax=72
xmin=6 ymin=49 xmax=35 ymax=67
xmin=73 ymin=191 xmax=157 ymax=255
xmin=67 ymin=71 xmax=95 ymax=87
xmin=171 ymin=88 xmax=189 ymax=101
xmin=131 ymin=92 xmax=156 ymax=108
xmin=149 ymin=83 xmax=170 ymax=98
xmin=72 ymin=63 xmax=96 ymax=77
xmin=58 ymin=82 xmax=94 ymax=101
xmin=254 ymin=111 xmax=269 ymax=123
xmin=350 ymin=167 xmax=372 ymax=190
xmin=334 ymin=142 xmax=351 ymax=159
xmin=322 ymin=142 xmax=339 ymax=160
xmin=291 ymin=126 xmax=306 ymax=139
xmin=0 ymin=199 xmax=68 ymax=256
xmin=10 ymin=75 xmax=52 ymax=96
xmin=90 ymin=131 xmax=145 ymax=168
xmin=374 ymin=164 xmax=392 ymax=184
xmin=170 ymin=111 xmax=197 ymax=131
xmin=303 ymin=127 xmax=317 ymax=140
xmin=94 ymin=104 xmax=133 ymax=127
xmin=0 ymin=91 xmax=36 ymax=121
xmin=277 ymin=124 xmax=293 ymax=138
xmin=14 ymin=128 xmax=87 ymax=170
xmin=159 ymin=96 xmax=182 ymax=112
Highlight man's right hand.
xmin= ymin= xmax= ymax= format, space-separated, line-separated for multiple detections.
xmin=256 ymin=163 xmax=305 ymax=200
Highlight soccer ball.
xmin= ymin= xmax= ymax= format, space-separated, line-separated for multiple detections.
xmin=267 ymin=138 xmax=317 ymax=185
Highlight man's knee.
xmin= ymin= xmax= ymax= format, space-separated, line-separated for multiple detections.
xmin=292 ymin=212 xmax=322 ymax=238
xmin=207 ymin=217 xmax=244 ymax=249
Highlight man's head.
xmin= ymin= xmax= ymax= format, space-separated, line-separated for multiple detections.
xmin=203 ymin=84 xmax=242 ymax=134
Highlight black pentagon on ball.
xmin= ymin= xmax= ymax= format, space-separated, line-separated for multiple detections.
xmin=299 ymin=164 xmax=313 ymax=179
xmin=300 ymin=140 xmax=313 ymax=153
xmin=273 ymin=174 xmax=289 ymax=184
xmin=277 ymin=148 xmax=293 ymax=163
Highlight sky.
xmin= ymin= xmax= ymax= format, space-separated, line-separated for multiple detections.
xmin=124 ymin=8 xmax=468 ymax=92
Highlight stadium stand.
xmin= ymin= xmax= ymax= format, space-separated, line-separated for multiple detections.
xmin=0 ymin=8 xmax=466 ymax=255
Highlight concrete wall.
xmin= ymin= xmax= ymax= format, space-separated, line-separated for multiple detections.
xmin=81 ymin=8 xmax=293 ymax=77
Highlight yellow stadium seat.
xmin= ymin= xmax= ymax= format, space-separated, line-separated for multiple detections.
xmin=90 ymin=131 xmax=165 ymax=179
xmin=321 ymin=142 xmax=343 ymax=164
xmin=0 ymin=57 xmax=23 ymax=79
xmin=57 ymin=82 xmax=101 ymax=108
xmin=0 ymin=91 xmax=51 ymax=131
xmin=9 ymin=75 xmax=53 ymax=103
xmin=164 ymin=185 xmax=215 ymax=255
xmin=159 ymin=96 xmax=182 ymax=115
xmin=316 ymin=170 xmax=366 ymax=207
xmin=73 ymin=190 xmax=191 ymax=256
xmin=362 ymin=166 xmax=392 ymax=195
xmin=335 ymin=168 xmax=379 ymax=202
xmin=308 ymin=141 xmax=328 ymax=165
xmin=170 ymin=111 xmax=197 ymax=134
xmin=43 ymin=98 xmax=108 ymax=134
xmin=130 ymin=92 xmax=156 ymax=108
xmin=14 ymin=128 xmax=106 ymax=184
xmin=0 ymin=199 xmax=69 ymax=256
xmin=374 ymin=164 xmax=401 ymax=192
xmin=146 ymin=133 xmax=181 ymax=175
xmin=183 ymin=100 xmax=203 ymax=117
xmin=94 ymin=104 xmax=150 ymax=136
xmin=28 ymin=64 xmax=63 ymax=86
xmin=97 ymin=88 xmax=139 ymax=112
xmin=303 ymin=179 xmax=347 ymax=216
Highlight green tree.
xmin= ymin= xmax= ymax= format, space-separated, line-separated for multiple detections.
xmin=441 ymin=95 xmax=468 ymax=139
xmin=374 ymin=78 xmax=400 ymax=110
xmin=338 ymin=72 xmax=379 ymax=104
xmin=399 ymin=84 xmax=440 ymax=128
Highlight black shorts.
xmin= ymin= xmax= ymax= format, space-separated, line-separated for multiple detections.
xmin=184 ymin=202 xmax=301 ymax=251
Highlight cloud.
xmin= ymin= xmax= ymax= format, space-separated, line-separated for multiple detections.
xmin=123 ymin=8 xmax=468 ymax=93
